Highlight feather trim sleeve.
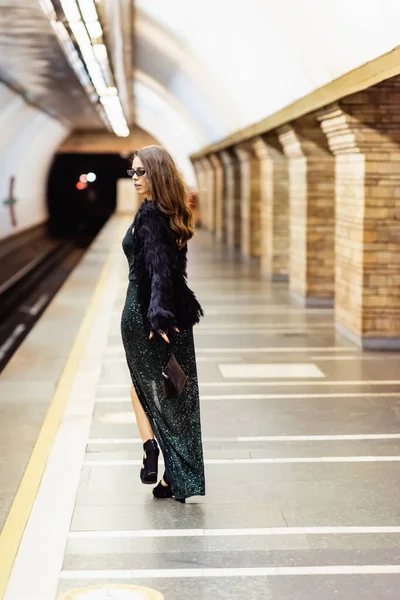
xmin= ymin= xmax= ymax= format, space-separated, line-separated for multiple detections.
xmin=140 ymin=207 xmax=177 ymax=333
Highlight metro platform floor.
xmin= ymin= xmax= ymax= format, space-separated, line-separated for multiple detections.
xmin=1 ymin=216 xmax=400 ymax=599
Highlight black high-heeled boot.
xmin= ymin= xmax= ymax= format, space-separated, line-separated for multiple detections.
xmin=140 ymin=439 xmax=159 ymax=484
xmin=152 ymin=474 xmax=185 ymax=503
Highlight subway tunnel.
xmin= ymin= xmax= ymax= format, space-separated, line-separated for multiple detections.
xmin=1 ymin=1 xmax=400 ymax=599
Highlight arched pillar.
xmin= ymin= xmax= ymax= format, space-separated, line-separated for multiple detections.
xmin=319 ymin=78 xmax=400 ymax=348
xmin=193 ymin=158 xmax=208 ymax=229
xmin=278 ymin=115 xmax=335 ymax=305
xmin=253 ymin=135 xmax=289 ymax=280
xmin=234 ymin=142 xmax=262 ymax=259
xmin=208 ymin=153 xmax=225 ymax=242
xmin=219 ymin=149 xmax=241 ymax=250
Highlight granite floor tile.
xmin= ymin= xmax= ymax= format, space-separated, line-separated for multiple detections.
xmin=64 ymin=533 xmax=400 ymax=557
xmin=281 ymin=501 xmax=400 ymax=527
xmin=85 ymin=438 xmax=400 ymax=453
xmin=71 ymin=502 xmax=287 ymax=531
xmin=8 ymin=221 xmax=400 ymax=599
xmin=62 ymin=548 xmax=400 ymax=571
xmin=84 ymin=439 xmax=400 ymax=459
xmin=65 ymin=535 xmax=311 ymax=557
xmin=80 ymin=461 xmax=400 ymax=485
xmin=74 ymin=473 xmax=400 ymax=508
xmin=57 ymin=575 xmax=400 ymax=600
xmin=83 ymin=447 xmax=253 ymax=461
xmin=89 ymin=396 xmax=400 ymax=440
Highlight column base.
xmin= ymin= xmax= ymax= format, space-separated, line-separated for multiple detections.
xmin=290 ymin=291 xmax=334 ymax=308
xmin=336 ymin=323 xmax=400 ymax=350
xmin=273 ymin=273 xmax=289 ymax=282
xmin=240 ymin=256 xmax=261 ymax=266
xmin=261 ymin=271 xmax=289 ymax=282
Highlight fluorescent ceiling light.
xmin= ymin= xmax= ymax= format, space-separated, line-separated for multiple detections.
xmin=69 ymin=19 xmax=92 ymax=50
xmin=42 ymin=0 xmax=130 ymax=137
xmin=59 ymin=0 xmax=81 ymax=22
xmin=86 ymin=63 xmax=108 ymax=95
xmin=86 ymin=20 xmax=103 ymax=39
xmin=39 ymin=0 xmax=56 ymax=19
xmin=53 ymin=20 xmax=70 ymax=42
xmin=93 ymin=43 xmax=107 ymax=61
xmin=100 ymin=96 xmax=120 ymax=107
xmin=100 ymin=96 xmax=130 ymax=137
xmin=77 ymin=0 xmax=98 ymax=23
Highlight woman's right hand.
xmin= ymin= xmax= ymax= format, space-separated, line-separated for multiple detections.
xmin=149 ymin=327 xmax=180 ymax=343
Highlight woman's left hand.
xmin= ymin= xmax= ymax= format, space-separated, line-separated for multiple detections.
xmin=149 ymin=327 xmax=180 ymax=343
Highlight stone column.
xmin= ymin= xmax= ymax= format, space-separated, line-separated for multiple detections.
xmin=253 ymin=136 xmax=289 ymax=280
xmin=234 ymin=142 xmax=262 ymax=259
xmin=193 ymin=158 xmax=207 ymax=229
xmin=209 ymin=153 xmax=225 ymax=242
xmin=278 ymin=116 xmax=335 ymax=305
xmin=219 ymin=149 xmax=241 ymax=250
xmin=319 ymin=79 xmax=400 ymax=349
xmin=198 ymin=157 xmax=215 ymax=232
xmin=203 ymin=156 xmax=217 ymax=232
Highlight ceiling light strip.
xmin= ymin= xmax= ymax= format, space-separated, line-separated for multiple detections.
xmin=42 ymin=0 xmax=130 ymax=136
xmin=77 ymin=0 xmax=98 ymax=23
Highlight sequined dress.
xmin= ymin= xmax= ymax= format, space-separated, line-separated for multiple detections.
xmin=120 ymin=225 xmax=205 ymax=499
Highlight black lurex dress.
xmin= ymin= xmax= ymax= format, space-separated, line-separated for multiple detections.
xmin=120 ymin=224 xmax=205 ymax=500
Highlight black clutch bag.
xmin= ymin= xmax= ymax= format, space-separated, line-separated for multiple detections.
xmin=162 ymin=353 xmax=187 ymax=400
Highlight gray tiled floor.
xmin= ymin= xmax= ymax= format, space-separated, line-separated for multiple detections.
xmin=70 ymin=501 xmax=288 ymax=530
xmin=0 ymin=244 xmax=109 ymax=534
xmin=57 ymin=575 xmax=400 ymax=600
xmin=64 ymin=532 xmax=400 ymax=556
xmin=6 ymin=220 xmax=400 ymax=599
xmin=55 ymin=226 xmax=400 ymax=598
xmin=89 ymin=396 xmax=400 ymax=438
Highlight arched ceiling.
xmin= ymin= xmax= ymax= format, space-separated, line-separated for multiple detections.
xmin=0 ymin=83 xmax=68 ymax=240
xmin=0 ymin=0 xmax=104 ymax=129
xmin=134 ymin=0 xmax=400 ymax=158
xmin=2 ymin=0 xmax=400 ymax=150
xmin=2 ymin=0 xmax=400 ymax=212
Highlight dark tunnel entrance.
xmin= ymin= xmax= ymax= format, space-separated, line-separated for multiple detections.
xmin=47 ymin=153 xmax=131 ymax=244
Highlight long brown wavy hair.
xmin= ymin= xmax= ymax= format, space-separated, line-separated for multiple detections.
xmin=133 ymin=145 xmax=194 ymax=248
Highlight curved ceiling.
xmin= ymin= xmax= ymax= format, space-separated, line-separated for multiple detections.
xmin=135 ymin=0 xmax=400 ymax=164
xmin=0 ymin=83 xmax=68 ymax=240
xmin=0 ymin=0 xmax=103 ymax=128
xmin=2 ymin=0 xmax=400 ymax=234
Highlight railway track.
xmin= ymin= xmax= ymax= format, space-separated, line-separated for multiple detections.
xmin=0 ymin=228 xmax=85 ymax=372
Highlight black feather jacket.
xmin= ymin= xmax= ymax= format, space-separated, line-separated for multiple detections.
xmin=131 ymin=199 xmax=204 ymax=333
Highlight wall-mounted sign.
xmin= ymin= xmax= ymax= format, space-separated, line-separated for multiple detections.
xmin=3 ymin=176 xmax=17 ymax=227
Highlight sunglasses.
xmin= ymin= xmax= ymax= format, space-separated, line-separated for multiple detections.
xmin=127 ymin=168 xmax=146 ymax=177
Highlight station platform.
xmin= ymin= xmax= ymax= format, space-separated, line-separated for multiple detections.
xmin=1 ymin=216 xmax=400 ymax=600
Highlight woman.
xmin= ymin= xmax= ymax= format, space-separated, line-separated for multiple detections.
xmin=121 ymin=145 xmax=205 ymax=503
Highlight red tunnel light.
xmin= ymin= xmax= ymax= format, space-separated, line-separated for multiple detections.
xmin=76 ymin=181 xmax=86 ymax=190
